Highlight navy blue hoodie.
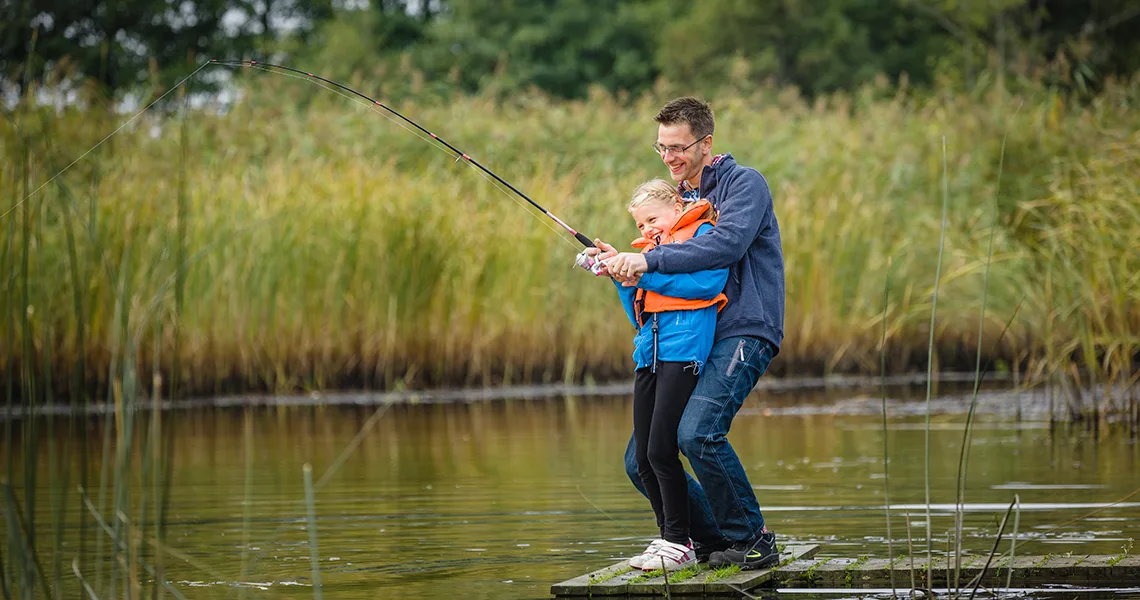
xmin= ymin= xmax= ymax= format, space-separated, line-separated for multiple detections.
xmin=643 ymin=154 xmax=786 ymax=353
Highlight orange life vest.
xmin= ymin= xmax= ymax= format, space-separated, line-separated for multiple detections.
xmin=631 ymin=199 xmax=729 ymax=327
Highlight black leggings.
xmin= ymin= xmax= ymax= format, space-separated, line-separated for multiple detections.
xmin=633 ymin=361 xmax=700 ymax=545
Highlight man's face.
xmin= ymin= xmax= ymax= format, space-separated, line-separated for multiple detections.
xmin=656 ymin=122 xmax=709 ymax=185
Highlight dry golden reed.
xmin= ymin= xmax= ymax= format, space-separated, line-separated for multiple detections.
xmin=2 ymin=75 xmax=1138 ymax=406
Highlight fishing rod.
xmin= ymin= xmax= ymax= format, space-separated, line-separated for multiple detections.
xmin=209 ymin=60 xmax=606 ymax=273
xmin=4 ymin=58 xmax=609 ymax=272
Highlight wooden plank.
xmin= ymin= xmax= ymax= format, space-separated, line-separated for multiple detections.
xmin=1111 ymin=554 xmax=1140 ymax=581
xmin=549 ymin=560 xmax=635 ymax=597
xmin=551 ymin=544 xmax=820 ymax=597
xmin=702 ymin=545 xmax=821 ymax=594
xmin=626 ymin=544 xmax=822 ymax=596
xmin=553 ymin=550 xmax=1140 ymax=596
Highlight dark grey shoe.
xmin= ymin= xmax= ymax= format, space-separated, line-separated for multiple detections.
xmin=694 ymin=538 xmax=731 ymax=563
xmin=708 ymin=530 xmax=779 ymax=570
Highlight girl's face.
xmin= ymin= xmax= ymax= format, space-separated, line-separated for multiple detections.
xmin=630 ymin=199 xmax=683 ymax=241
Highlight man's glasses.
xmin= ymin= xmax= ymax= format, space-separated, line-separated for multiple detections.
xmin=652 ymin=135 xmax=708 ymax=156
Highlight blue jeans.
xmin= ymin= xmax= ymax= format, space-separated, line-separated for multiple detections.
xmin=624 ymin=335 xmax=774 ymax=545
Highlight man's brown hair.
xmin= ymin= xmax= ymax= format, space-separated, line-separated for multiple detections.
xmin=654 ymin=97 xmax=715 ymax=140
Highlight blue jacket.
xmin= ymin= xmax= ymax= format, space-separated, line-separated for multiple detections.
xmin=614 ymin=223 xmax=729 ymax=370
xmin=643 ymin=154 xmax=786 ymax=353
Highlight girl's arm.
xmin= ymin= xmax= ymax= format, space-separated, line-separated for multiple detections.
xmin=612 ymin=278 xmax=640 ymax=328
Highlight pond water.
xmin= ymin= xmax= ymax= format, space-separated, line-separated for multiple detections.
xmin=6 ymin=380 xmax=1140 ymax=599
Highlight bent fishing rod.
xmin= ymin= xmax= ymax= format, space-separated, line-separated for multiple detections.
xmin=213 ymin=60 xmax=598 ymax=250
xmin=6 ymin=58 xmax=609 ymax=271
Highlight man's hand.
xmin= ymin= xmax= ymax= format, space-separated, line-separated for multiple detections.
xmin=605 ymin=252 xmax=648 ymax=283
xmin=585 ymin=239 xmax=618 ymax=277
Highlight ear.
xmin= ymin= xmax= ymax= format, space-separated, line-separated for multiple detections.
xmin=702 ymin=135 xmax=713 ymax=155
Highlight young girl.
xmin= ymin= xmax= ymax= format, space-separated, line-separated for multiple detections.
xmin=606 ymin=179 xmax=728 ymax=571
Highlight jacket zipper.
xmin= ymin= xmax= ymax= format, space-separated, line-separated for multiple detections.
xmin=651 ymin=313 xmax=659 ymax=373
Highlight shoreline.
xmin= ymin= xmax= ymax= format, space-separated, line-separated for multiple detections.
xmin=0 ymin=371 xmax=1009 ymax=420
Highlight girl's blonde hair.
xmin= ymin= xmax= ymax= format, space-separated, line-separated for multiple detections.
xmin=628 ymin=178 xmax=681 ymax=213
xmin=628 ymin=178 xmax=716 ymax=221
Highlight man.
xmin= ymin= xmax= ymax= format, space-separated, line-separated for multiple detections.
xmin=593 ymin=96 xmax=786 ymax=569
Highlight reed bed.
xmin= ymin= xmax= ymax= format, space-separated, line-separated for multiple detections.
xmin=1 ymin=73 xmax=1138 ymax=416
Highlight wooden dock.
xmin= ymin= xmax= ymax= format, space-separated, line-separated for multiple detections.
xmin=552 ymin=546 xmax=1140 ymax=597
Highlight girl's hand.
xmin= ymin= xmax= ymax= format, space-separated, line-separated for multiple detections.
xmin=587 ymin=239 xmax=618 ymax=277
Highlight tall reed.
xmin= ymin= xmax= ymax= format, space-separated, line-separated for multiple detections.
xmin=1 ymin=74 xmax=1137 ymax=413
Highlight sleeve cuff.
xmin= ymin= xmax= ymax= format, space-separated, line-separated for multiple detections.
xmin=645 ymin=250 xmax=662 ymax=273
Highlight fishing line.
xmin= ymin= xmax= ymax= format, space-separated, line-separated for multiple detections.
xmin=240 ymin=62 xmax=578 ymax=249
xmin=0 ymin=60 xmax=213 ymax=221
xmin=4 ymin=58 xmax=594 ymax=253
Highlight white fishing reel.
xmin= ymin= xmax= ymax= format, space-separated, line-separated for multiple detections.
xmin=574 ymin=249 xmax=609 ymax=276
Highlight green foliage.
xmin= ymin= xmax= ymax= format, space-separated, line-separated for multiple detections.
xmin=0 ymin=0 xmax=334 ymax=98
xmin=659 ymin=0 xmax=951 ymax=95
xmin=412 ymin=0 xmax=666 ymax=99
xmin=5 ymin=0 xmax=1140 ymax=102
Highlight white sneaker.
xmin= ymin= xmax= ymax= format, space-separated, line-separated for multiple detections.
xmin=629 ymin=539 xmax=666 ymax=569
xmin=639 ymin=539 xmax=697 ymax=571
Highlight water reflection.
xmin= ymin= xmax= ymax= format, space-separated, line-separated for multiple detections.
xmin=7 ymin=383 xmax=1140 ymax=599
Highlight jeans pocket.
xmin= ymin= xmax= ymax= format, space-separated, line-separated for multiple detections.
xmin=725 ymin=338 xmax=746 ymax=377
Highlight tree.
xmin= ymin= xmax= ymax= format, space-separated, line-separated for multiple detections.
xmin=0 ymin=0 xmax=333 ymax=102
xmin=414 ymin=0 xmax=669 ymax=98
xmin=290 ymin=0 xmax=437 ymax=88
xmin=658 ymin=0 xmax=951 ymax=96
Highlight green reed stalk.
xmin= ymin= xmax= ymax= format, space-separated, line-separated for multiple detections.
xmin=904 ymin=510 xmax=916 ymax=596
xmin=968 ymin=498 xmax=1016 ymax=600
xmin=0 ymin=541 xmax=8 ymax=599
xmin=922 ymin=136 xmax=950 ymax=585
xmin=55 ymin=175 xmax=95 ymax=595
xmin=952 ymin=131 xmax=1006 ymax=594
xmin=239 ymin=409 xmax=254 ymax=600
xmin=19 ymin=118 xmax=41 ymax=600
xmin=878 ymin=258 xmax=896 ymax=596
xmin=57 ymin=168 xmax=89 ymax=600
xmin=3 ymin=140 xmax=18 ymax=599
xmin=1004 ymin=494 xmax=1020 ymax=594
xmin=105 ymin=239 xmax=137 ymax=599
xmin=303 ymin=464 xmax=323 ymax=600
xmin=111 ymin=333 xmax=141 ymax=600
xmin=0 ymin=142 xmax=13 ymax=594
xmin=1 ymin=480 xmax=52 ymax=596
xmin=45 ymin=320 xmax=67 ymax=600
xmin=80 ymin=491 xmax=190 ymax=600
xmin=137 ymin=314 xmax=161 ymax=600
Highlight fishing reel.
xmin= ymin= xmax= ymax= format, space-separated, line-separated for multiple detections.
xmin=574 ymin=249 xmax=609 ymax=276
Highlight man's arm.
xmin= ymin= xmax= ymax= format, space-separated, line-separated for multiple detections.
xmin=634 ymin=224 xmax=728 ymax=299
xmin=645 ymin=170 xmax=772 ymax=274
